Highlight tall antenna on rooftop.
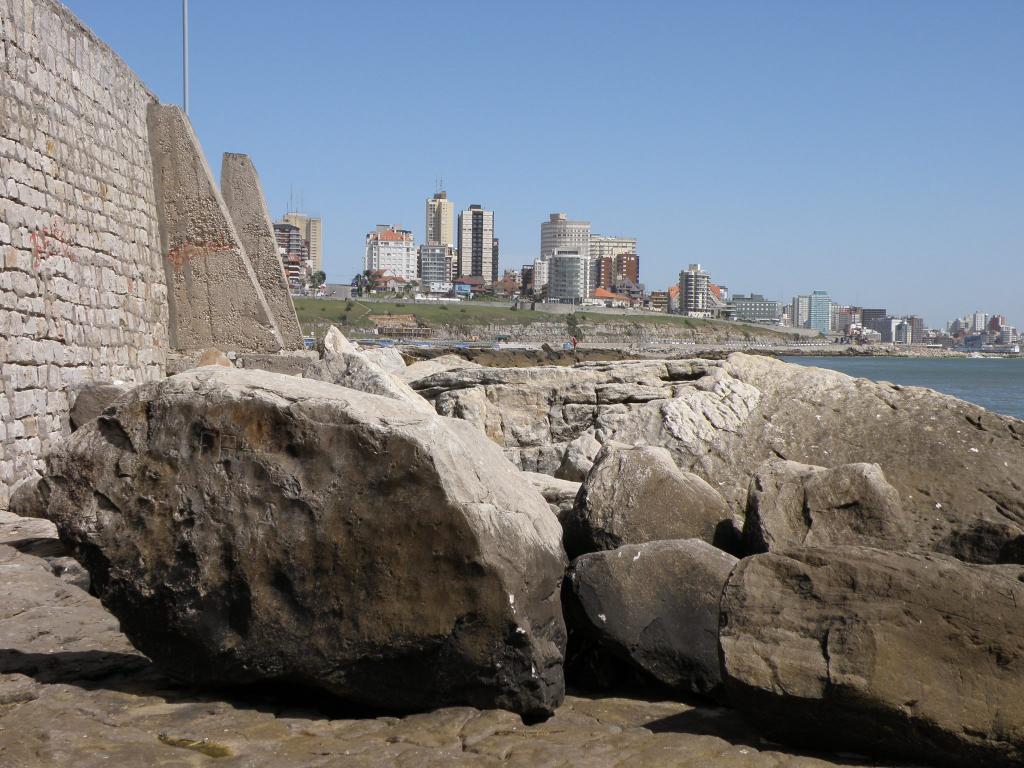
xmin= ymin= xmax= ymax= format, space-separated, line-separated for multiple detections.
xmin=182 ymin=0 xmax=189 ymax=115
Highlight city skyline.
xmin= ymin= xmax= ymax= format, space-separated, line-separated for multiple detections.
xmin=62 ymin=0 xmax=1024 ymax=327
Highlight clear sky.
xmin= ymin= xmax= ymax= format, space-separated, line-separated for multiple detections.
xmin=63 ymin=0 xmax=1023 ymax=327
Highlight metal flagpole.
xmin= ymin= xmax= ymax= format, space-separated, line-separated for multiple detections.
xmin=182 ymin=0 xmax=189 ymax=115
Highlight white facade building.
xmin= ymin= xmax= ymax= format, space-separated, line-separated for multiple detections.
xmin=417 ymin=244 xmax=455 ymax=284
xmin=679 ymin=263 xmax=711 ymax=316
xmin=540 ymin=213 xmax=590 ymax=260
xmin=547 ymin=250 xmax=591 ymax=303
xmin=364 ymin=225 xmax=417 ymax=280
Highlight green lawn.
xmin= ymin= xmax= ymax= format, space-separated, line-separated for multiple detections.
xmin=293 ymin=297 xmax=796 ymax=339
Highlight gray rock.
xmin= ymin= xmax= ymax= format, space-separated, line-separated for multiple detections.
xmin=306 ymin=327 xmax=434 ymax=414
xmin=69 ymin=380 xmax=131 ymax=430
xmin=555 ymin=432 xmax=602 ymax=482
xmin=399 ymin=354 xmax=482 ymax=384
xmin=415 ymin=354 xmax=1024 ymax=563
xmin=521 ymin=471 xmax=580 ymax=526
xmin=719 ymin=546 xmax=1024 ymax=767
xmin=360 ymin=346 xmax=407 ymax=374
xmin=563 ymin=443 xmax=728 ymax=558
xmin=0 ymin=521 xmax=880 ymax=768
xmin=565 ymin=539 xmax=736 ymax=698
xmin=742 ymin=461 xmax=910 ymax=554
xmin=39 ymin=367 xmax=567 ymax=718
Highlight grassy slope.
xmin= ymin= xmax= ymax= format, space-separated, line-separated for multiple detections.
xmin=294 ymin=298 xmax=796 ymax=339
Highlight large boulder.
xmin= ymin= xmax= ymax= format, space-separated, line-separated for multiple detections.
xmin=69 ymin=380 xmax=132 ymax=431
xmin=555 ymin=432 xmax=602 ymax=482
xmin=742 ymin=460 xmax=909 ymax=554
xmin=562 ymin=443 xmax=728 ymax=558
xmin=399 ymin=353 xmax=481 ymax=384
xmin=719 ymin=546 xmax=1024 ymax=767
xmin=564 ymin=539 xmax=736 ymax=699
xmin=360 ymin=345 xmax=406 ymax=374
xmin=306 ymin=327 xmax=433 ymax=414
xmin=413 ymin=354 xmax=1024 ymax=563
xmin=38 ymin=367 xmax=567 ymax=717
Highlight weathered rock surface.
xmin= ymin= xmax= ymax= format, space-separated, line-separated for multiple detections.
xmin=307 ymin=327 xmax=434 ymax=413
xmin=742 ymin=460 xmax=910 ymax=554
xmin=399 ymin=354 xmax=482 ymax=385
xmin=720 ymin=546 xmax=1024 ymax=767
xmin=521 ymin=472 xmax=580 ymax=525
xmin=360 ymin=345 xmax=407 ymax=373
xmin=196 ymin=347 xmax=234 ymax=368
xmin=555 ymin=431 xmax=603 ymax=482
xmin=565 ymin=540 xmax=737 ymax=699
xmin=0 ymin=510 xmax=89 ymax=590
xmin=69 ymin=380 xmax=131 ymax=431
xmin=414 ymin=354 xmax=1024 ymax=563
xmin=563 ymin=443 xmax=728 ymax=558
xmin=38 ymin=367 xmax=567 ymax=717
xmin=0 ymin=514 xmax=884 ymax=767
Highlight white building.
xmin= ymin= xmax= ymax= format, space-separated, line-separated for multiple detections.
xmin=532 ymin=256 xmax=550 ymax=296
xmin=425 ymin=191 xmax=455 ymax=247
xmin=364 ymin=225 xmax=417 ymax=280
xmin=679 ymin=263 xmax=711 ymax=316
xmin=417 ymin=244 xmax=455 ymax=284
xmin=547 ymin=250 xmax=591 ymax=303
xmin=540 ymin=213 xmax=590 ymax=260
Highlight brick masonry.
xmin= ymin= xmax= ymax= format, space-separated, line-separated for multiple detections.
xmin=0 ymin=0 xmax=169 ymax=505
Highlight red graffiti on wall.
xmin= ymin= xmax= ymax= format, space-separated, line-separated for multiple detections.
xmin=30 ymin=225 xmax=76 ymax=271
xmin=165 ymin=240 xmax=234 ymax=271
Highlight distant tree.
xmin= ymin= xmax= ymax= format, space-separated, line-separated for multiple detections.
xmin=310 ymin=270 xmax=327 ymax=290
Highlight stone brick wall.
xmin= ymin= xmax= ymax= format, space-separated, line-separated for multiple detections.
xmin=0 ymin=0 xmax=169 ymax=505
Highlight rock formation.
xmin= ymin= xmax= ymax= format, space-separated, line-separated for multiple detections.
xmin=306 ymin=327 xmax=434 ymax=414
xmin=360 ymin=346 xmax=407 ymax=374
xmin=565 ymin=539 xmax=736 ymax=698
xmin=562 ymin=443 xmax=727 ymax=558
xmin=742 ymin=460 xmax=910 ymax=554
xmin=35 ymin=367 xmax=567 ymax=717
xmin=720 ymin=546 xmax=1024 ymax=767
xmin=521 ymin=472 xmax=580 ymax=525
xmin=413 ymin=354 xmax=1024 ymax=563
xmin=68 ymin=381 xmax=132 ymax=431
xmin=399 ymin=354 xmax=482 ymax=384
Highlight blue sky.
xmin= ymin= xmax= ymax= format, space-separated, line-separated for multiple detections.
xmin=64 ymin=0 xmax=1023 ymax=327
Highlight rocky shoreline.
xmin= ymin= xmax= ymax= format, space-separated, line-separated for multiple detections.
xmin=3 ymin=328 xmax=1023 ymax=767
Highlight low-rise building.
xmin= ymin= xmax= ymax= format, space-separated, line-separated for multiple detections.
xmin=365 ymin=225 xmax=417 ymax=281
xmin=731 ymin=293 xmax=782 ymax=324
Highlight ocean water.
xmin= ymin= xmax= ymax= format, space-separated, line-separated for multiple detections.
xmin=780 ymin=356 xmax=1024 ymax=420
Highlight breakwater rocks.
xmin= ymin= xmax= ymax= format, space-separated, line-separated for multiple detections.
xmin=6 ymin=327 xmax=1024 ymax=766
xmin=428 ymin=320 xmax=799 ymax=344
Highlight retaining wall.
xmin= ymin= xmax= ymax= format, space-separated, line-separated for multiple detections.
xmin=0 ymin=0 xmax=169 ymax=503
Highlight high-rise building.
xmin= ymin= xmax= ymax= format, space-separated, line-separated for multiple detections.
xmin=907 ymin=315 xmax=926 ymax=344
xmin=457 ymin=205 xmax=496 ymax=285
xmin=417 ymin=244 xmax=455 ymax=284
xmin=273 ymin=221 xmax=308 ymax=289
xmin=808 ymin=290 xmax=832 ymax=334
xmin=541 ymin=213 xmax=590 ymax=260
xmin=281 ymin=212 xmax=322 ymax=273
xmin=364 ymin=225 xmax=417 ymax=280
xmin=425 ymin=191 xmax=455 ymax=247
xmin=861 ymin=308 xmax=888 ymax=329
xmin=790 ymin=295 xmax=810 ymax=328
xmin=547 ymin=250 xmax=590 ymax=303
xmin=590 ymin=235 xmax=638 ymax=290
xmin=679 ymin=264 xmax=710 ymax=316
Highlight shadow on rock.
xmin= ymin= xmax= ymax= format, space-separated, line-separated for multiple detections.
xmin=0 ymin=649 xmax=446 ymax=721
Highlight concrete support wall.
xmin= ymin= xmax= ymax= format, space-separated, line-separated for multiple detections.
xmin=0 ymin=0 xmax=169 ymax=504
xmin=220 ymin=153 xmax=304 ymax=349
xmin=147 ymin=104 xmax=284 ymax=354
